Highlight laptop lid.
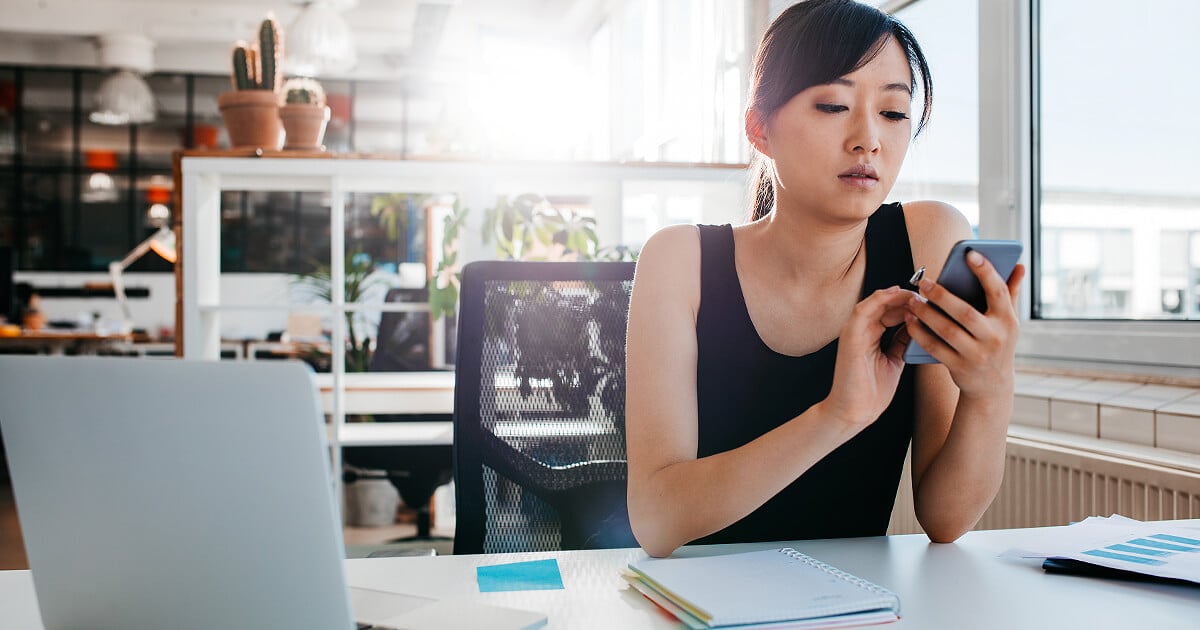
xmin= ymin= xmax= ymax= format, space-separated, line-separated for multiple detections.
xmin=0 ymin=356 xmax=355 ymax=630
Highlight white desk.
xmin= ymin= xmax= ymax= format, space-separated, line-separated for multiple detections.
xmin=3 ymin=525 xmax=1197 ymax=629
xmin=315 ymin=371 xmax=454 ymax=446
xmin=314 ymin=372 xmax=455 ymax=416
xmin=333 ymin=421 xmax=454 ymax=447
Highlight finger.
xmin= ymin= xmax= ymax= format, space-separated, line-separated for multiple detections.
xmin=884 ymin=324 xmax=912 ymax=362
xmin=966 ymin=250 xmax=1015 ymax=316
xmin=919 ymin=278 xmax=985 ymax=333
xmin=857 ymin=286 xmax=918 ymax=317
xmin=905 ymin=312 xmax=960 ymax=367
xmin=846 ymin=289 xmax=918 ymax=361
xmin=908 ymin=294 xmax=974 ymax=351
xmin=1007 ymin=263 xmax=1026 ymax=305
xmin=879 ymin=303 xmax=910 ymax=328
xmin=850 ymin=287 xmax=919 ymax=340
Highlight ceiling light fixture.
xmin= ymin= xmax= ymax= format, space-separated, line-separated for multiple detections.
xmin=91 ymin=33 xmax=157 ymax=126
xmin=91 ymin=70 xmax=156 ymax=125
xmin=286 ymin=1 xmax=359 ymax=77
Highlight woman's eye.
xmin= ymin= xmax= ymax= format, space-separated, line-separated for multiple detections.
xmin=881 ymin=111 xmax=911 ymax=121
xmin=815 ymin=104 xmax=847 ymax=114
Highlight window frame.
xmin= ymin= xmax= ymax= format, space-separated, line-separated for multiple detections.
xmin=979 ymin=0 xmax=1200 ymax=377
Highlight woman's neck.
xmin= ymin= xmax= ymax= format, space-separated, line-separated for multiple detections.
xmin=749 ymin=203 xmax=870 ymax=288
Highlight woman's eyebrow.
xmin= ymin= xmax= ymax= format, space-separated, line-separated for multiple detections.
xmin=828 ymin=77 xmax=912 ymax=95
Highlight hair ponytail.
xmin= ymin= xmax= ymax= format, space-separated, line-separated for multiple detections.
xmin=748 ymin=154 xmax=774 ymax=222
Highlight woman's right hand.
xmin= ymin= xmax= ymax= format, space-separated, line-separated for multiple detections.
xmin=819 ymin=286 xmax=916 ymax=429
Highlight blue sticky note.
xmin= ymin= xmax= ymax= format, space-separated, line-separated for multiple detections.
xmin=476 ymin=558 xmax=565 ymax=592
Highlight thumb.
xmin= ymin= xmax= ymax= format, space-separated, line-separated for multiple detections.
xmin=885 ymin=325 xmax=912 ymax=362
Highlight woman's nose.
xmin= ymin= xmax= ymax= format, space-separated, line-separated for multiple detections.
xmin=847 ymin=111 xmax=881 ymax=154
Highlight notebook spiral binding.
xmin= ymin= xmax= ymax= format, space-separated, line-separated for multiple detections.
xmin=777 ymin=548 xmax=901 ymax=616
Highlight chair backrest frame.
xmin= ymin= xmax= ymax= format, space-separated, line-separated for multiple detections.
xmin=453 ymin=260 xmax=637 ymax=555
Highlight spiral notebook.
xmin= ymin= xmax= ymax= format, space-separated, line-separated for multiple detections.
xmin=626 ymin=548 xmax=900 ymax=629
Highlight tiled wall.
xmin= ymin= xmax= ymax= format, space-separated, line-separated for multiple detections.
xmin=1013 ymin=372 xmax=1200 ymax=454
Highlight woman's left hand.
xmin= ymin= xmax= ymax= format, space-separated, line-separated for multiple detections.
xmin=904 ymin=252 xmax=1026 ymax=399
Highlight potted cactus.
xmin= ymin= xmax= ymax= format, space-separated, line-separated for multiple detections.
xmin=216 ymin=14 xmax=285 ymax=150
xmin=279 ymin=77 xmax=331 ymax=150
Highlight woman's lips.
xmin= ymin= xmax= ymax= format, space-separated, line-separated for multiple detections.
xmin=838 ymin=173 xmax=878 ymax=189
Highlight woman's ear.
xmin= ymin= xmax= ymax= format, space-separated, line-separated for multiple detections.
xmin=745 ymin=108 xmax=771 ymax=157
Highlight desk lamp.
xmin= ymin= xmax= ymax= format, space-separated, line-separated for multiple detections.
xmin=108 ymin=226 xmax=176 ymax=333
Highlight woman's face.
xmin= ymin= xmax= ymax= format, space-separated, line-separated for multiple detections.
xmin=758 ymin=37 xmax=914 ymax=222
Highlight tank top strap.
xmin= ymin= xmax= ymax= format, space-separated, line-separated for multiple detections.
xmin=697 ymin=223 xmax=739 ymax=304
xmin=862 ymin=202 xmax=916 ymax=294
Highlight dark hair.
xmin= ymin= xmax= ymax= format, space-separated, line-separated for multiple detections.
xmin=748 ymin=0 xmax=933 ymax=221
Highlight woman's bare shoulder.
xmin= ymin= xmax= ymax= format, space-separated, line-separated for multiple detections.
xmin=642 ymin=224 xmax=701 ymax=255
xmin=636 ymin=224 xmax=702 ymax=277
xmin=899 ymin=201 xmax=973 ymax=276
xmin=632 ymin=224 xmax=703 ymax=312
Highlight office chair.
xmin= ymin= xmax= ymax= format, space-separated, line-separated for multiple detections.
xmin=341 ymin=285 xmax=453 ymax=541
xmin=370 ymin=287 xmax=431 ymax=372
xmin=453 ymin=260 xmax=638 ymax=554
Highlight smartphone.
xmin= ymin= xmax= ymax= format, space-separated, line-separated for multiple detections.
xmin=903 ymin=239 xmax=1023 ymax=365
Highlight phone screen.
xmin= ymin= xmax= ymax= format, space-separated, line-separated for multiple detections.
xmin=903 ymin=239 xmax=1022 ymax=365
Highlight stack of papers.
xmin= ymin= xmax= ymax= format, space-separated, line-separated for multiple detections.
xmin=624 ymin=548 xmax=900 ymax=629
xmin=1001 ymin=515 xmax=1200 ymax=584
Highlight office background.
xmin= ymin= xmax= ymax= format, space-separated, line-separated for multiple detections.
xmin=1 ymin=0 xmax=1198 ymax=570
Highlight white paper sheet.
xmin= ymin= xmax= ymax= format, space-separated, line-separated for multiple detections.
xmin=1000 ymin=515 xmax=1200 ymax=584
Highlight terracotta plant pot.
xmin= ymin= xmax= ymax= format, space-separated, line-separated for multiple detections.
xmin=279 ymin=104 xmax=331 ymax=150
xmin=217 ymin=91 xmax=283 ymax=150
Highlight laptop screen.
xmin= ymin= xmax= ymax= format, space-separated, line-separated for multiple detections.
xmin=0 ymin=356 xmax=355 ymax=629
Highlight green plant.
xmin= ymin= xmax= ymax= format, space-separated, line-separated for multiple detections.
xmin=429 ymin=194 xmax=640 ymax=322
xmin=429 ymin=199 xmax=468 ymax=321
xmin=230 ymin=14 xmax=284 ymax=92
xmin=596 ymin=244 xmax=640 ymax=262
xmin=482 ymin=193 xmax=599 ymax=261
xmin=293 ymin=249 xmax=387 ymax=372
xmin=283 ymin=76 xmax=326 ymax=106
xmin=370 ymin=192 xmax=428 ymax=243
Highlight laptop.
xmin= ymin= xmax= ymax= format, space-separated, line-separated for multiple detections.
xmin=0 ymin=356 xmax=400 ymax=629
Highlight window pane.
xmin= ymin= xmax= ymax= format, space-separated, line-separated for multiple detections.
xmin=0 ymin=69 xmax=14 ymax=166
xmin=22 ymin=70 xmax=74 ymax=168
xmin=22 ymin=171 xmax=73 ymax=269
xmin=193 ymin=75 xmax=231 ymax=150
xmin=606 ymin=0 xmax=749 ymax=163
xmin=219 ymin=190 xmax=330 ymax=275
xmin=1039 ymin=0 xmax=1200 ymax=320
xmin=352 ymin=82 xmax=406 ymax=155
xmin=135 ymin=74 xmax=189 ymax=170
xmin=0 ymin=171 xmax=12 ymax=249
xmin=890 ymin=0 xmax=979 ymax=230
xmin=76 ymin=171 xmax=131 ymax=269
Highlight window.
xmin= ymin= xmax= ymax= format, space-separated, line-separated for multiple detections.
xmin=1036 ymin=0 xmax=1200 ymax=321
xmin=978 ymin=0 xmax=1200 ymax=372
xmin=599 ymin=0 xmax=750 ymax=163
xmin=890 ymin=0 xmax=980 ymax=230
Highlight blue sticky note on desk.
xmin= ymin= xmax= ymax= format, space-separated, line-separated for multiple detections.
xmin=476 ymin=558 xmax=564 ymax=592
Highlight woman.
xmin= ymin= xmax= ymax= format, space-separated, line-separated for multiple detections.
xmin=625 ymin=0 xmax=1025 ymax=558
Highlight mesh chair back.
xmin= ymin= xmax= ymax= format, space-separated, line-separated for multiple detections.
xmin=369 ymin=287 xmax=431 ymax=372
xmin=453 ymin=261 xmax=637 ymax=554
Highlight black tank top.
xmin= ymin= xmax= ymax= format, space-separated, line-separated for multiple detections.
xmin=694 ymin=202 xmax=916 ymax=544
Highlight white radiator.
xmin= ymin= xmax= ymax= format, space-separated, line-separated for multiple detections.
xmin=887 ymin=431 xmax=1200 ymax=535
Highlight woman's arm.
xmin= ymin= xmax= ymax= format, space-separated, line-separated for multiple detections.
xmin=903 ymin=201 xmax=1026 ymax=542
xmin=625 ymin=225 xmax=915 ymax=557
